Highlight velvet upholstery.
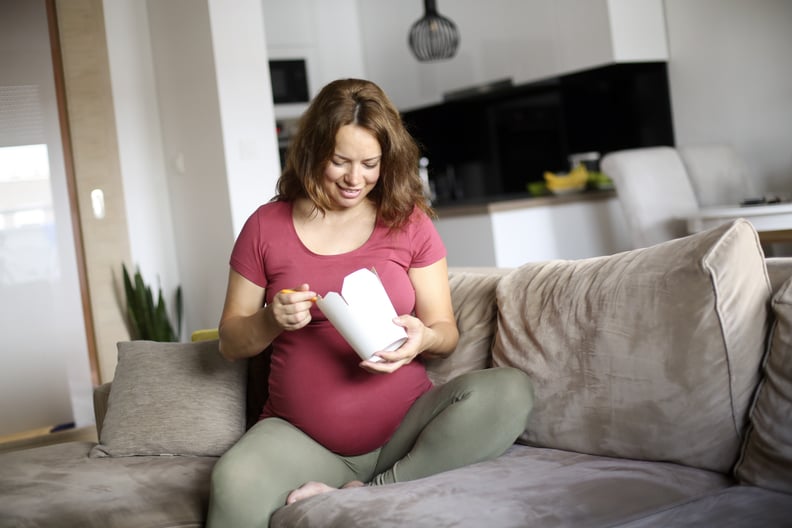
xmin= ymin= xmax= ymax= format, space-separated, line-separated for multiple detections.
xmin=615 ymin=485 xmax=792 ymax=527
xmin=270 ymin=445 xmax=730 ymax=528
xmin=735 ymin=275 xmax=792 ymax=493
xmin=424 ymin=270 xmax=507 ymax=385
xmin=0 ymin=442 xmax=214 ymax=528
xmin=90 ymin=340 xmax=247 ymax=458
xmin=492 ymin=219 xmax=771 ymax=472
xmin=1 ymin=237 xmax=791 ymax=527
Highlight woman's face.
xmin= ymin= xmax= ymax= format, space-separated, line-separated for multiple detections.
xmin=322 ymin=124 xmax=381 ymax=210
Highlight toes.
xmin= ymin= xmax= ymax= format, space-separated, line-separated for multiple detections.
xmin=286 ymin=481 xmax=335 ymax=505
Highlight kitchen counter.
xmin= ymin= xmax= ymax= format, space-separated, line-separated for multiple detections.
xmin=431 ymin=189 xmax=630 ymax=267
xmin=433 ymin=189 xmax=617 ymax=218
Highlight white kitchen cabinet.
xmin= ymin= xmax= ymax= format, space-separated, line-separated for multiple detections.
xmin=434 ymin=193 xmax=631 ymax=268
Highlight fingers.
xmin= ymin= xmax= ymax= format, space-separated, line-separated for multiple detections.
xmin=360 ymin=358 xmax=408 ymax=374
xmin=280 ymin=287 xmax=318 ymax=303
xmin=360 ymin=316 xmax=424 ymax=373
xmin=272 ymin=287 xmax=317 ymax=331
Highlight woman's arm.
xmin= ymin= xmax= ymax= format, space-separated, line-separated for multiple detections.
xmin=218 ymin=269 xmax=316 ymax=361
xmin=362 ymin=257 xmax=459 ymax=373
xmin=408 ymin=257 xmax=459 ymax=358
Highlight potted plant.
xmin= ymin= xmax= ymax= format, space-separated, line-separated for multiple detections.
xmin=121 ymin=264 xmax=183 ymax=342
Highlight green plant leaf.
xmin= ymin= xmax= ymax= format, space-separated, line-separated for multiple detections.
xmin=121 ymin=263 xmax=182 ymax=342
xmin=174 ymin=285 xmax=183 ymax=341
xmin=122 ymin=264 xmax=142 ymax=339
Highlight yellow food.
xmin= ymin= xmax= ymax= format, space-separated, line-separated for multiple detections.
xmin=544 ymin=164 xmax=588 ymax=191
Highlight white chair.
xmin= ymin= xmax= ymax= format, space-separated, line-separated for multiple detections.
xmin=601 ymin=146 xmax=700 ymax=249
xmin=677 ymin=143 xmax=759 ymax=207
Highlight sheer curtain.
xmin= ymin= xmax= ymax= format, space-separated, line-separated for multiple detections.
xmin=0 ymin=0 xmax=93 ymax=438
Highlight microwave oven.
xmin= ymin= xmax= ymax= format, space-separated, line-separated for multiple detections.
xmin=269 ymin=59 xmax=309 ymax=104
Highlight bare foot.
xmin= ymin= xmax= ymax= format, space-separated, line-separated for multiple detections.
xmin=286 ymin=480 xmax=365 ymax=505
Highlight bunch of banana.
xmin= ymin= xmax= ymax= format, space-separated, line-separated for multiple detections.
xmin=544 ymin=163 xmax=589 ymax=193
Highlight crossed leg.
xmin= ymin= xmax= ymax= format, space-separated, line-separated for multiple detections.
xmin=206 ymin=417 xmax=375 ymax=527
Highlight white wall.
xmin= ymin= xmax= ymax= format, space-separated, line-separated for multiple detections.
xmin=103 ymin=0 xmax=180 ymax=319
xmin=355 ymin=0 xmax=667 ymax=111
xmin=145 ymin=0 xmax=279 ymax=334
xmin=664 ymin=0 xmax=792 ymax=194
xmin=357 ymin=0 xmax=568 ymax=110
xmin=104 ymin=0 xmax=280 ymax=336
xmin=607 ymin=0 xmax=668 ymax=61
xmin=207 ymin=0 xmax=281 ymax=236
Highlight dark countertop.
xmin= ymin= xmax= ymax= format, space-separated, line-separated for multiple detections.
xmin=433 ymin=189 xmax=617 ymax=218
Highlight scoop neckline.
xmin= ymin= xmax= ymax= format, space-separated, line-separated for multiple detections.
xmin=287 ymin=200 xmax=380 ymax=258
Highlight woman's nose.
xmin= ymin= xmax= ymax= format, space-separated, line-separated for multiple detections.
xmin=344 ymin=164 xmax=363 ymax=184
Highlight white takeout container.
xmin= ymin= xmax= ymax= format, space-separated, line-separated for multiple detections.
xmin=315 ymin=268 xmax=407 ymax=362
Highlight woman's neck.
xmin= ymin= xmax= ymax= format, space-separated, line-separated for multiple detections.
xmin=292 ymin=198 xmax=378 ymax=255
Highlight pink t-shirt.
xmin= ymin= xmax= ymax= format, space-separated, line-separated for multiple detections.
xmin=230 ymin=200 xmax=445 ymax=455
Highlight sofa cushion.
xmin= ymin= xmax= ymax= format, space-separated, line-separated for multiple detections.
xmin=90 ymin=339 xmax=246 ymax=458
xmin=492 ymin=219 xmax=771 ymax=473
xmin=424 ymin=270 xmax=508 ymax=385
xmin=270 ymin=444 xmax=729 ymax=528
xmin=734 ymin=275 xmax=792 ymax=493
xmin=614 ymin=485 xmax=792 ymax=528
xmin=0 ymin=441 xmax=214 ymax=528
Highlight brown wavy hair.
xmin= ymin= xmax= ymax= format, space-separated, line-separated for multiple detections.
xmin=274 ymin=78 xmax=434 ymax=228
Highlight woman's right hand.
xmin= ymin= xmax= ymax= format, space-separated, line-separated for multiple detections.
xmin=219 ymin=271 xmax=315 ymax=360
xmin=269 ymin=285 xmax=316 ymax=332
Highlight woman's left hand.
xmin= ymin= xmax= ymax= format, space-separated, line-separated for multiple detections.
xmin=360 ymin=315 xmax=426 ymax=374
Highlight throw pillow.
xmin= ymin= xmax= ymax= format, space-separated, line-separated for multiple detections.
xmin=424 ymin=270 xmax=508 ymax=385
xmin=735 ymin=274 xmax=792 ymax=493
xmin=492 ymin=219 xmax=771 ymax=473
xmin=90 ymin=339 xmax=247 ymax=458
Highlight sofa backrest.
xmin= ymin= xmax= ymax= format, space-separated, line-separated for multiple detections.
xmin=424 ymin=269 xmax=510 ymax=385
xmin=735 ymin=260 xmax=792 ymax=493
xmin=92 ymin=253 xmax=792 ymax=455
xmin=492 ymin=219 xmax=772 ymax=474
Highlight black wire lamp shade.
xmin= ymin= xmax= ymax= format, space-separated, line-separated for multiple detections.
xmin=408 ymin=0 xmax=460 ymax=62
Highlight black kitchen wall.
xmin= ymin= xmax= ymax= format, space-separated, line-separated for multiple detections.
xmin=402 ymin=62 xmax=674 ymax=204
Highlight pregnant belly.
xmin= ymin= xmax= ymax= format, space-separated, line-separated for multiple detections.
xmin=263 ymin=326 xmax=432 ymax=455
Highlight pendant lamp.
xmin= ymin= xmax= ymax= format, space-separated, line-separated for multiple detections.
xmin=408 ymin=0 xmax=460 ymax=62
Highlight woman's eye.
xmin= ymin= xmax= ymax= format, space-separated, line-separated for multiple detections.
xmin=363 ymin=162 xmax=379 ymax=169
xmin=331 ymin=159 xmax=345 ymax=167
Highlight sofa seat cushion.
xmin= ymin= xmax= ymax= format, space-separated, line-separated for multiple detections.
xmin=0 ymin=442 xmax=215 ymax=528
xmin=493 ymin=219 xmax=771 ymax=473
xmin=735 ymin=274 xmax=792 ymax=493
xmin=614 ymin=485 xmax=792 ymax=527
xmin=270 ymin=444 xmax=730 ymax=528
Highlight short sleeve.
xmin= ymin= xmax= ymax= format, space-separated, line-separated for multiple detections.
xmin=230 ymin=207 xmax=268 ymax=288
xmin=409 ymin=208 xmax=446 ymax=268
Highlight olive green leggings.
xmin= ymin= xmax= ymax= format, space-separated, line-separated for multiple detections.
xmin=206 ymin=367 xmax=533 ymax=527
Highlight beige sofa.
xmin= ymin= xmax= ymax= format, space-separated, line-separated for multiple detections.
xmin=1 ymin=219 xmax=791 ymax=527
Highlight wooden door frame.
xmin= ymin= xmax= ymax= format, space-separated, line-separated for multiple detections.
xmin=45 ymin=0 xmax=100 ymax=387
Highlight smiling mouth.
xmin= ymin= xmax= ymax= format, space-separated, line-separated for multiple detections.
xmin=339 ymin=187 xmax=362 ymax=198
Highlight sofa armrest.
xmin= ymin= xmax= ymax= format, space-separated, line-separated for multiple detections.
xmin=93 ymin=382 xmax=112 ymax=438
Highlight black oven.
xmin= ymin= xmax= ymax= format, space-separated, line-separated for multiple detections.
xmin=269 ymin=59 xmax=309 ymax=104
